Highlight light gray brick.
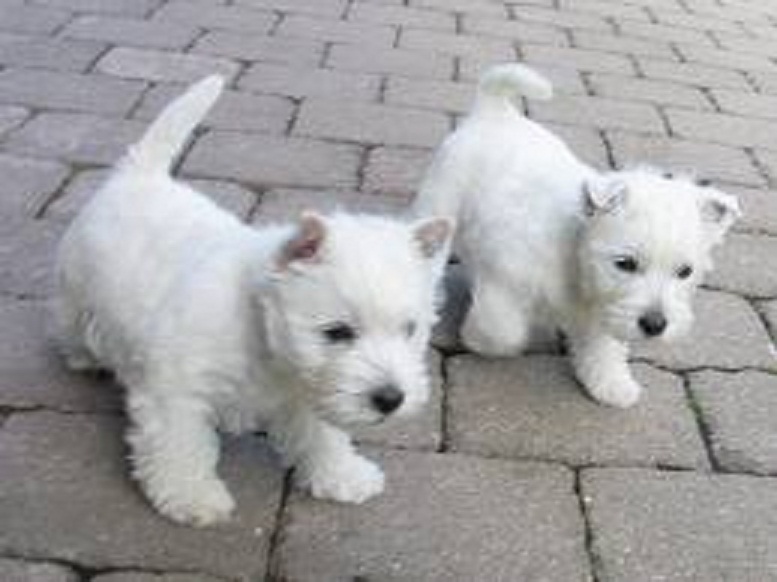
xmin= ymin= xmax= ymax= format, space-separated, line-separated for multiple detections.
xmin=461 ymin=14 xmax=568 ymax=45
xmin=523 ymin=44 xmax=636 ymax=75
xmin=0 ymin=4 xmax=72 ymax=35
xmin=677 ymin=44 xmax=777 ymax=74
xmin=235 ymin=0 xmax=347 ymax=17
xmin=0 ymin=153 xmax=69 ymax=224
xmin=384 ymin=77 xmax=475 ymax=114
xmin=252 ymin=188 xmax=407 ymax=225
xmin=0 ymin=223 xmax=64 ymax=298
xmin=363 ymin=146 xmax=434 ymax=197
xmin=715 ymin=33 xmax=777 ymax=58
xmin=62 ymin=15 xmax=200 ymax=50
xmin=413 ymin=0 xmax=508 ymax=17
xmin=666 ymin=108 xmax=777 ymax=151
xmin=0 ymin=32 xmax=106 ymax=72
xmin=29 ymin=0 xmax=161 ymax=17
xmin=705 ymin=232 xmax=777 ymax=298
xmin=583 ymin=469 xmax=777 ymax=582
xmin=589 ymin=73 xmax=712 ymax=110
xmin=449 ymin=356 xmax=708 ymax=468
xmin=635 ymin=290 xmax=777 ymax=371
xmin=4 ymin=112 xmax=144 ymax=165
xmin=239 ymin=62 xmax=380 ymax=102
xmin=747 ymin=70 xmax=777 ymax=95
xmin=400 ymin=28 xmax=516 ymax=60
xmin=0 ymin=69 xmax=145 ymax=115
xmin=294 ymin=99 xmax=449 ymax=147
xmin=711 ymin=88 xmax=777 ymax=121
xmin=545 ymin=122 xmax=610 ymax=167
xmin=607 ymin=130 xmax=764 ymax=186
xmin=152 ymin=0 xmax=276 ymax=34
xmin=0 ymin=296 xmax=121 ymax=410
xmin=617 ymin=19 xmax=716 ymax=45
xmin=134 ymin=84 xmax=293 ymax=135
xmin=512 ymin=5 xmax=612 ymax=31
xmin=558 ymin=0 xmax=650 ymax=20
xmin=277 ymin=13 xmax=396 ymax=47
xmin=193 ymin=30 xmax=323 ymax=67
xmin=0 ymin=412 xmax=283 ymax=579
xmin=531 ymin=94 xmax=665 ymax=133
xmin=183 ymin=131 xmax=361 ymax=189
xmin=278 ymin=451 xmax=588 ymax=582
xmin=572 ymin=30 xmax=677 ymax=59
xmin=348 ymin=3 xmax=456 ymax=31
xmin=753 ymin=148 xmax=777 ymax=185
xmin=726 ymin=185 xmax=777 ymax=235
xmin=652 ymin=8 xmax=745 ymax=33
xmin=0 ymin=558 xmax=78 ymax=582
xmin=97 ymin=46 xmax=240 ymax=83
xmin=0 ymin=105 xmax=29 ymax=138
xmin=639 ymin=58 xmax=751 ymax=90
xmin=327 ymin=44 xmax=454 ymax=80
xmin=690 ymin=370 xmax=777 ymax=474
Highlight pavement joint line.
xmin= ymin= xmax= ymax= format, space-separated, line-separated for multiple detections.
xmin=574 ymin=469 xmax=603 ymax=582
xmin=282 ymin=96 xmax=302 ymax=136
xmin=743 ymin=147 xmax=775 ymax=188
xmin=437 ymin=350 xmax=452 ymax=453
xmin=680 ymin=371 xmax=722 ymax=472
xmin=631 ymin=358 xmax=777 ymax=377
xmin=33 ymin=164 xmax=80 ymax=219
xmin=267 ymin=11 xmax=286 ymax=37
xmin=354 ymin=143 xmax=375 ymax=191
xmin=83 ymin=43 xmax=115 ymax=75
xmin=182 ymin=28 xmax=210 ymax=53
xmin=264 ymin=469 xmax=293 ymax=582
xmin=751 ymin=298 xmax=777 ymax=345
xmin=598 ymin=129 xmax=617 ymax=170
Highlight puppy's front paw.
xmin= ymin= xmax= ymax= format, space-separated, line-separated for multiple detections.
xmin=304 ymin=454 xmax=385 ymax=504
xmin=149 ymin=478 xmax=236 ymax=527
xmin=585 ymin=376 xmax=642 ymax=408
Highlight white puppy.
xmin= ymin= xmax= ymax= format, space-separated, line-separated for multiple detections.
xmin=54 ymin=76 xmax=451 ymax=526
xmin=415 ymin=63 xmax=740 ymax=408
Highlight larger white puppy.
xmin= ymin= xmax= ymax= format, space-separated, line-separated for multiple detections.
xmin=55 ymin=77 xmax=451 ymax=526
xmin=416 ymin=63 xmax=739 ymax=408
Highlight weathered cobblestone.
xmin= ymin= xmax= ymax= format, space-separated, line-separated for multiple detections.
xmin=706 ymin=232 xmax=777 ymax=298
xmin=0 ymin=558 xmax=79 ymax=582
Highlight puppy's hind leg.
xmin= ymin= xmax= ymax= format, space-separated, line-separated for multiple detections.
xmin=52 ymin=290 xmax=102 ymax=372
xmin=127 ymin=389 xmax=235 ymax=526
xmin=461 ymin=277 xmax=531 ymax=357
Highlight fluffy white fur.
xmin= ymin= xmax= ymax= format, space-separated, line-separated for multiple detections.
xmin=54 ymin=76 xmax=451 ymax=526
xmin=415 ymin=63 xmax=740 ymax=408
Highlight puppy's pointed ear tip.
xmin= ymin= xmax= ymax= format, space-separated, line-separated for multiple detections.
xmin=413 ymin=216 xmax=454 ymax=258
xmin=277 ymin=210 xmax=328 ymax=269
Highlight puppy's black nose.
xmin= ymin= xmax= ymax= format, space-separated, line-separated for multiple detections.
xmin=638 ymin=311 xmax=667 ymax=337
xmin=371 ymin=385 xmax=404 ymax=415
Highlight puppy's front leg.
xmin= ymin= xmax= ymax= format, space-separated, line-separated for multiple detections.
xmin=127 ymin=391 xmax=235 ymax=526
xmin=270 ymin=408 xmax=384 ymax=504
xmin=569 ymin=327 xmax=642 ymax=408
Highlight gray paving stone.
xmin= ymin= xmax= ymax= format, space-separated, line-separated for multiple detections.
xmin=448 ymin=355 xmax=708 ymax=469
xmin=236 ymin=0 xmax=347 ymax=17
xmin=96 ymin=47 xmax=240 ymax=84
xmin=133 ymin=84 xmax=294 ymax=135
xmin=0 ymin=105 xmax=29 ymax=138
xmin=523 ymin=44 xmax=635 ymax=75
xmin=277 ymin=13 xmax=396 ymax=47
xmin=0 ymin=153 xmax=70 ymax=225
xmin=639 ymin=58 xmax=751 ymax=91
xmin=294 ymin=99 xmax=449 ymax=147
xmin=327 ymin=44 xmax=454 ymax=80
xmin=0 ymin=558 xmax=78 ymax=582
xmin=711 ymin=88 xmax=777 ymax=122
xmin=363 ymin=146 xmax=434 ymax=198
xmin=545 ymin=122 xmax=611 ymax=168
xmin=607 ymin=130 xmax=764 ymax=186
xmin=667 ymin=108 xmax=777 ymax=151
xmin=0 ymin=412 xmax=283 ymax=579
xmin=152 ymin=0 xmax=276 ymax=34
xmin=589 ymin=73 xmax=712 ymax=110
xmin=277 ymin=451 xmax=589 ymax=581
xmin=183 ymin=131 xmax=361 ymax=189
xmin=383 ymin=77 xmax=476 ymax=114
xmin=0 ymin=69 xmax=146 ymax=116
xmin=0 ymin=223 xmax=63 ymax=298
xmin=635 ymin=290 xmax=777 ymax=371
xmin=193 ymin=30 xmax=323 ymax=67
xmin=530 ymin=95 xmax=665 ymax=134
xmin=572 ymin=30 xmax=678 ymax=59
xmin=350 ymin=3 xmax=457 ymax=31
xmin=727 ymin=185 xmax=777 ymax=235
xmin=690 ymin=370 xmax=777 ymax=474
xmin=30 ymin=0 xmax=161 ymax=17
xmin=0 ymin=32 xmax=106 ymax=73
xmin=93 ymin=573 xmax=225 ymax=582
xmin=400 ymin=28 xmax=516 ymax=60
xmin=0 ymin=296 xmax=120 ymax=412
xmin=706 ymin=232 xmax=777 ymax=298
xmin=461 ymin=14 xmax=569 ymax=45
xmin=582 ymin=468 xmax=777 ymax=582
xmin=252 ymin=188 xmax=407 ymax=225
xmin=239 ymin=62 xmax=381 ymax=102
xmin=61 ymin=15 xmax=200 ymax=50
xmin=4 ymin=113 xmax=144 ymax=166
xmin=0 ymin=4 xmax=72 ymax=36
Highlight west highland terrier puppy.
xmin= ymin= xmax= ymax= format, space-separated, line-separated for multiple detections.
xmin=54 ymin=76 xmax=452 ymax=526
xmin=415 ymin=63 xmax=740 ymax=408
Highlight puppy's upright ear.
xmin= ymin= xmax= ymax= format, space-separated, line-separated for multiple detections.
xmin=583 ymin=177 xmax=628 ymax=216
xmin=696 ymin=187 xmax=741 ymax=247
xmin=412 ymin=216 xmax=454 ymax=260
xmin=277 ymin=211 xmax=327 ymax=270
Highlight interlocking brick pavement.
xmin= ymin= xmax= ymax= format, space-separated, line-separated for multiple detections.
xmin=1 ymin=0 xmax=777 ymax=580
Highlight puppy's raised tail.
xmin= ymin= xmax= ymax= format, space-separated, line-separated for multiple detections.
xmin=125 ymin=75 xmax=224 ymax=174
xmin=474 ymin=63 xmax=553 ymax=115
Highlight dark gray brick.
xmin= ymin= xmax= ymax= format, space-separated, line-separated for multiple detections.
xmin=96 ymin=47 xmax=240 ymax=83
xmin=583 ymin=468 xmax=777 ymax=582
xmin=449 ymin=356 xmax=708 ymax=469
xmin=278 ymin=451 xmax=588 ymax=581
xmin=0 ymin=69 xmax=145 ymax=115
xmin=183 ymin=132 xmax=361 ymax=189
xmin=0 ymin=412 xmax=283 ymax=579
xmin=690 ymin=370 xmax=777 ymax=474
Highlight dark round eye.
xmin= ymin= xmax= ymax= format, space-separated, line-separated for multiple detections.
xmin=676 ymin=264 xmax=693 ymax=279
xmin=404 ymin=321 xmax=417 ymax=338
xmin=614 ymin=256 xmax=639 ymax=273
xmin=322 ymin=323 xmax=356 ymax=343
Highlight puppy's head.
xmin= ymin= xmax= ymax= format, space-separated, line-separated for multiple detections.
xmin=259 ymin=211 xmax=452 ymax=426
xmin=577 ymin=168 xmax=740 ymax=342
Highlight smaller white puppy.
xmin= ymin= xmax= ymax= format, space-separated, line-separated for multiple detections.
xmin=415 ymin=63 xmax=740 ymax=408
xmin=55 ymin=76 xmax=451 ymax=526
